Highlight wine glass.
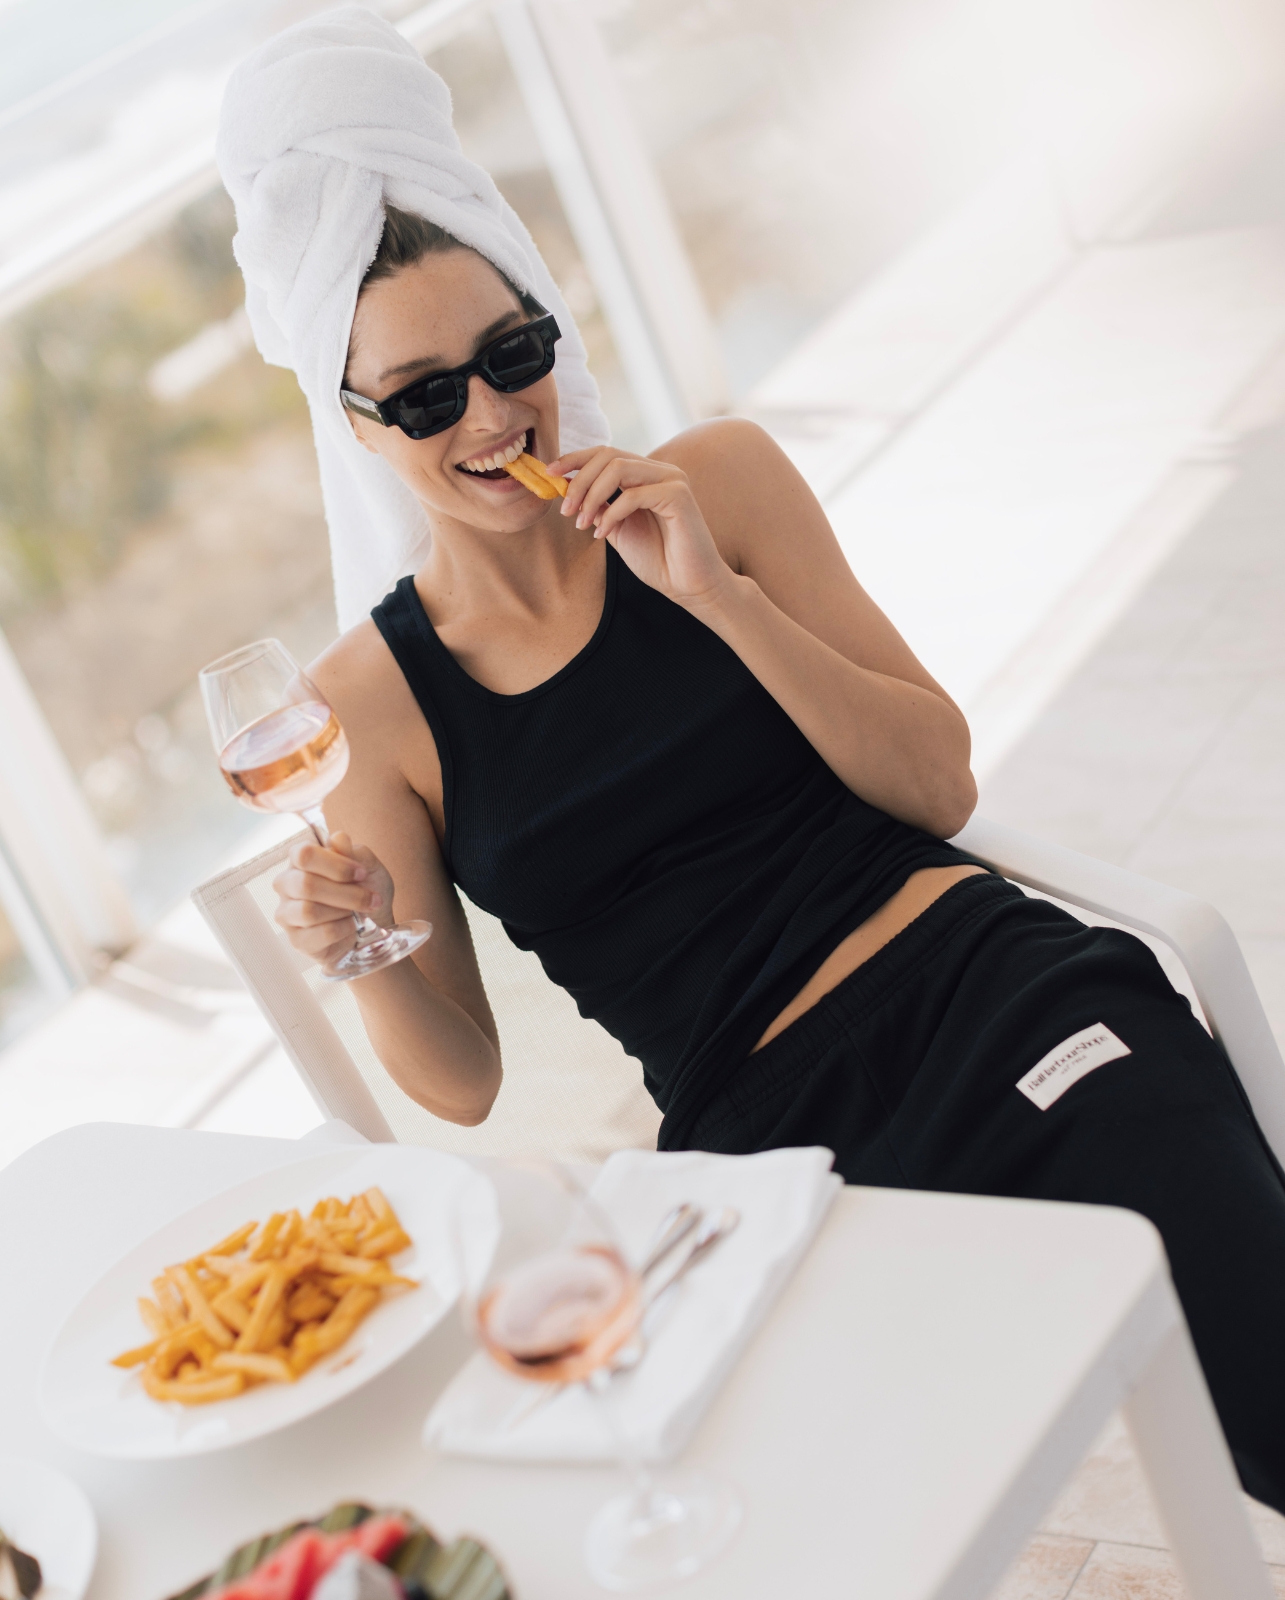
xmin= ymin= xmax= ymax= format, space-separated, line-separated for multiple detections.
xmin=461 ymin=1162 xmax=741 ymax=1590
xmin=199 ymin=638 xmax=432 ymax=980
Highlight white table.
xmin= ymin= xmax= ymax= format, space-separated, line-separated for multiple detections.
xmin=1 ymin=1122 xmax=1272 ymax=1600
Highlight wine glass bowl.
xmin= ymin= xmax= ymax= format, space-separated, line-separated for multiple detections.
xmin=219 ymin=698 xmax=349 ymax=816
xmin=478 ymin=1243 xmax=641 ymax=1386
xmin=199 ymin=638 xmax=432 ymax=981
xmin=461 ymin=1162 xmax=641 ymax=1387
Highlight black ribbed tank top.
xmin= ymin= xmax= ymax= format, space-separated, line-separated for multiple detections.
xmin=372 ymin=546 xmax=969 ymax=1146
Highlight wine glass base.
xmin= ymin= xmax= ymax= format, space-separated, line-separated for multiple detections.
xmin=584 ymin=1475 xmax=742 ymax=1591
xmin=319 ymin=921 xmax=432 ymax=981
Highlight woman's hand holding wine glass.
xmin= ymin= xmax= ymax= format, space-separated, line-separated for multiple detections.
xmin=271 ymin=831 xmax=396 ymax=968
xmin=199 ymin=638 xmax=431 ymax=981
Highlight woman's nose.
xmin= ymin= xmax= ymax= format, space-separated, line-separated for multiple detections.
xmin=462 ymin=372 xmax=512 ymax=430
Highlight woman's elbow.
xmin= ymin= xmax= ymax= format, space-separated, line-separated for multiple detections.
xmin=385 ymin=1048 xmax=502 ymax=1126
xmin=440 ymin=1060 xmax=503 ymax=1125
xmin=447 ymin=1078 xmax=501 ymax=1126
xmin=931 ymin=764 xmax=978 ymax=840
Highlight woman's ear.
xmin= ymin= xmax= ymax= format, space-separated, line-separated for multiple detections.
xmin=346 ymin=410 xmax=382 ymax=456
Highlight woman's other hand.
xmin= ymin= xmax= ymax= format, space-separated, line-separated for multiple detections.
xmin=548 ymin=446 xmax=732 ymax=612
xmin=272 ymin=830 xmax=392 ymax=965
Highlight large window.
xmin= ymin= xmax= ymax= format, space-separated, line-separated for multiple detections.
xmin=598 ymin=0 xmax=1024 ymax=394
xmin=0 ymin=899 xmax=46 ymax=1047
xmin=0 ymin=0 xmax=646 ymax=984
xmin=0 ymin=190 xmax=331 ymax=925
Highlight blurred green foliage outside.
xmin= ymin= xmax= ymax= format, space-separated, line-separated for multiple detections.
xmin=0 ymin=190 xmax=307 ymax=621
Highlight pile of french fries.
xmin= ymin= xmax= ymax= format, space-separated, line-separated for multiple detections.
xmin=502 ymin=452 xmax=569 ymax=500
xmin=111 ymin=1188 xmax=416 ymax=1406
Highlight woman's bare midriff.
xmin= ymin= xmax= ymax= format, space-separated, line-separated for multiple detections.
xmin=752 ymin=863 xmax=988 ymax=1052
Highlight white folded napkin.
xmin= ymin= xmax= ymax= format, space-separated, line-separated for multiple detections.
xmin=423 ymin=1145 xmax=840 ymax=1464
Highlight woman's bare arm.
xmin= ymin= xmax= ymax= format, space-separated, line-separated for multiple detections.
xmin=553 ymin=420 xmax=977 ymax=839
xmin=273 ymin=622 xmax=502 ymax=1124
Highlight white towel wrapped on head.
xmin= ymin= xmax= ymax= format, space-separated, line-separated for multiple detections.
xmin=216 ymin=5 xmax=610 ymax=631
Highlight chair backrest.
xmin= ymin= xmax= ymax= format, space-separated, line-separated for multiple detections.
xmin=192 ymin=831 xmax=662 ymax=1161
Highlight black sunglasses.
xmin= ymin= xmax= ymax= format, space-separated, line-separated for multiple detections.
xmin=341 ymin=313 xmax=561 ymax=440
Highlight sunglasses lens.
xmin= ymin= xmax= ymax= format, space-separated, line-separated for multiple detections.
xmin=487 ymin=327 xmax=551 ymax=389
xmin=393 ymin=376 xmax=462 ymax=437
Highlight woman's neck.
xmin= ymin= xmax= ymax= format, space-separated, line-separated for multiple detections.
xmin=414 ymin=501 xmax=601 ymax=631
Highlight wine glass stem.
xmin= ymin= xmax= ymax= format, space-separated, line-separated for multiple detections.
xmin=298 ymin=805 xmax=383 ymax=946
xmin=299 ymin=804 xmax=331 ymax=848
xmin=589 ymin=1370 xmax=656 ymax=1511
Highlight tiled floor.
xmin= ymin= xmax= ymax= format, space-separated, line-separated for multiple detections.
xmin=990 ymin=1415 xmax=1285 ymax=1598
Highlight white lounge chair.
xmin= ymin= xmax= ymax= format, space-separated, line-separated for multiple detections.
xmin=191 ymin=815 xmax=1285 ymax=1168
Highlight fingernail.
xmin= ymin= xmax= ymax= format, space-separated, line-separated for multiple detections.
xmin=368 ymin=893 xmax=383 ymax=908
xmin=353 ymin=866 xmax=367 ymax=881
xmin=576 ymin=513 xmax=587 ymax=529
xmin=560 ymin=500 xmax=571 ymax=516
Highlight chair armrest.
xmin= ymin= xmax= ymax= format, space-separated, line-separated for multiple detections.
xmin=953 ymin=816 xmax=1285 ymax=1168
xmin=301 ymin=1119 xmax=372 ymax=1147
xmin=191 ymin=875 xmax=397 ymax=1144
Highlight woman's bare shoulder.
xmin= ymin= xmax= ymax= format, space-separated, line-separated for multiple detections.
xmin=650 ymin=417 xmax=814 ymax=572
xmin=308 ymin=620 xmax=423 ymax=756
xmin=309 ymin=618 xmax=392 ymax=700
xmin=649 ymin=416 xmax=776 ymax=478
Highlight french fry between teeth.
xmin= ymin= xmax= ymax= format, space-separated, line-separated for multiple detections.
xmin=111 ymin=1188 xmax=416 ymax=1406
xmin=502 ymin=452 xmax=568 ymax=498
xmin=504 ymin=457 xmax=558 ymax=499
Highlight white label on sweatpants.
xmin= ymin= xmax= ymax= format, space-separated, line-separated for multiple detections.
xmin=1016 ymin=1023 xmax=1131 ymax=1110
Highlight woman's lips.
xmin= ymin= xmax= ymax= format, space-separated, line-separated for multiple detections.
xmin=455 ymin=428 xmax=532 ymax=481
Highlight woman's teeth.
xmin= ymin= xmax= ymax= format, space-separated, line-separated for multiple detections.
xmin=461 ymin=435 xmax=527 ymax=474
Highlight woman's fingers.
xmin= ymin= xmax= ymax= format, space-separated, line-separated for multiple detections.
xmin=553 ymin=447 xmax=648 ymax=523
xmin=593 ymin=484 xmax=656 ymax=540
xmin=296 ymin=923 xmax=358 ymax=962
xmin=546 ymin=445 xmax=616 ymax=480
xmin=273 ymin=867 xmax=382 ymax=919
xmin=273 ymin=830 xmax=396 ymax=961
xmin=572 ymin=457 xmax=674 ymax=529
xmin=288 ymin=836 xmax=368 ymax=884
xmin=546 ymin=446 xmax=595 ymax=471
xmin=555 ymin=449 xmax=613 ymax=522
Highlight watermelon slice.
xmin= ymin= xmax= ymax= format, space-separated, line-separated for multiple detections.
xmin=204 ymin=1518 xmax=407 ymax=1600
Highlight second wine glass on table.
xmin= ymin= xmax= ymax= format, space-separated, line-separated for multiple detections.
xmin=199 ymin=637 xmax=431 ymax=981
xmin=461 ymin=1163 xmax=741 ymax=1592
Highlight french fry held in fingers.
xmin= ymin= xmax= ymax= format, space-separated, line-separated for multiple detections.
xmin=109 ymin=1187 xmax=416 ymax=1407
xmin=502 ymin=452 xmax=569 ymax=499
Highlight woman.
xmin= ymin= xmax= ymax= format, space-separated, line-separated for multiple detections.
xmin=221 ymin=10 xmax=1285 ymax=1510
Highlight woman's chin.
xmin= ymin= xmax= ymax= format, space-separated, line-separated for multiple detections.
xmin=440 ymin=473 xmax=557 ymax=532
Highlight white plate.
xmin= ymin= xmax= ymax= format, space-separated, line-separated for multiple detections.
xmin=40 ymin=1146 xmax=497 ymax=1460
xmin=0 ymin=1456 xmax=97 ymax=1600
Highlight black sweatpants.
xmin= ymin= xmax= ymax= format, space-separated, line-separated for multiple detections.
xmin=680 ymin=872 xmax=1285 ymax=1512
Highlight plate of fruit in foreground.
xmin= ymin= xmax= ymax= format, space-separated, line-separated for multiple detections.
xmin=40 ymin=1147 xmax=497 ymax=1460
xmin=165 ymin=1500 xmax=508 ymax=1600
